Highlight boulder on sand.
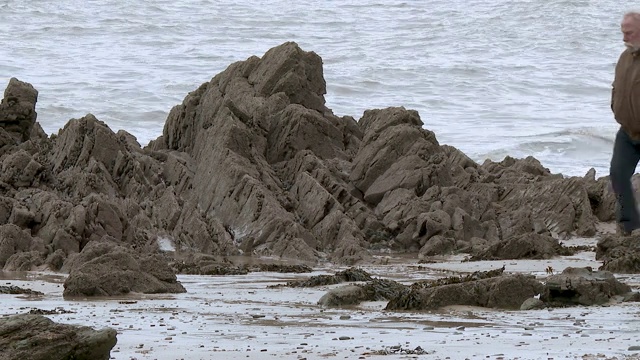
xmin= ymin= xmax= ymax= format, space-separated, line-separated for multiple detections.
xmin=0 ymin=313 xmax=117 ymax=360
xmin=62 ymin=238 xmax=186 ymax=298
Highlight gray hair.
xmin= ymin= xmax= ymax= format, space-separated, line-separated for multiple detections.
xmin=624 ymin=11 xmax=640 ymax=22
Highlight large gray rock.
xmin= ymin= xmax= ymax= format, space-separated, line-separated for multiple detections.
xmin=62 ymin=239 xmax=186 ymax=298
xmin=0 ymin=314 xmax=116 ymax=360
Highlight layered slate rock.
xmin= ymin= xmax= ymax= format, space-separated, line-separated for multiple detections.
xmin=0 ymin=314 xmax=117 ymax=360
xmin=62 ymin=239 xmax=186 ymax=297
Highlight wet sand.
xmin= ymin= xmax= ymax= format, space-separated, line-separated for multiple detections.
xmin=2 ymin=237 xmax=640 ymax=360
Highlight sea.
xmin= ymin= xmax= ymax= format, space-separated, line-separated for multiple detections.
xmin=1 ymin=0 xmax=638 ymax=177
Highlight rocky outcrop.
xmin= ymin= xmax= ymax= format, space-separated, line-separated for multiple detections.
xmin=0 ymin=314 xmax=116 ymax=360
xmin=160 ymin=42 xmax=375 ymax=264
xmin=0 ymin=42 xmax=628 ymax=276
xmin=62 ymin=238 xmax=186 ymax=297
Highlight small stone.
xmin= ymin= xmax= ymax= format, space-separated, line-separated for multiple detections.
xmin=629 ymin=346 xmax=640 ymax=351
xmin=338 ymin=336 xmax=351 ymax=340
xmin=339 ymin=315 xmax=351 ymax=320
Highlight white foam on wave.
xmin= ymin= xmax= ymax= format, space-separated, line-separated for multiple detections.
xmin=4 ymin=0 xmax=637 ymax=176
xmin=156 ymin=236 xmax=176 ymax=252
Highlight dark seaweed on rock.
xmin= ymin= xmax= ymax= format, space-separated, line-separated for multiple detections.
xmin=0 ymin=285 xmax=43 ymax=295
xmin=357 ymin=278 xmax=408 ymax=300
xmin=252 ymin=263 xmax=313 ymax=273
xmin=278 ymin=267 xmax=373 ymax=288
xmin=410 ymin=265 xmax=505 ymax=290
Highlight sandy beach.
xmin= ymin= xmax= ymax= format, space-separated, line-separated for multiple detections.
xmin=2 ymin=235 xmax=640 ymax=360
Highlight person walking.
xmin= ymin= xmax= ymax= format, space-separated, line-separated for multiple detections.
xmin=610 ymin=11 xmax=640 ymax=236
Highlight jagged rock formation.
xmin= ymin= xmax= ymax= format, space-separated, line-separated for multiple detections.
xmin=0 ymin=313 xmax=117 ymax=360
xmin=0 ymin=41 xmax=628 ymax=275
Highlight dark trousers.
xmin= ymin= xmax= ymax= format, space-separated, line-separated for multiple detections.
xmin=610 ymin=127 xmax=640 ymax=233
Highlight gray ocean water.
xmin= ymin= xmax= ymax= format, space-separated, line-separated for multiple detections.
xmin=1 ymin=0 xmax=637 ymax=176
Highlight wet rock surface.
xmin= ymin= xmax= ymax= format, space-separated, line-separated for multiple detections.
xmin=0 ymin=313 xmax=117 ymax=360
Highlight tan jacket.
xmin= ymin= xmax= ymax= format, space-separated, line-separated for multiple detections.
xmin=612 ymin=48 xmax=640 ymax=139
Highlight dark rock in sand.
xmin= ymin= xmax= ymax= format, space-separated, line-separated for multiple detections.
xmin=318 ymin=278 xmax=408 ymax=307
xmin=385 ymin=274 xmax=543 ymax=310
xmin=596 ymin=234 xmax=640 ymax=273
xmin=318 ymin=284 xmax=366 ymax=307
xmin=541 ymin=267 xmax=631 ymax=306
xmin=410 ymin=265 xmax=506 ymax=290
xmin=282 ymin=267 xmax=373 ymax=288
xmin=62 ymin=238 xmax=186 ymax=297
xmin=253 ymin=263 xmax=313 ymax=273
xmin=520 ymin=297 xmax=545 ymax=310
xmin=0 ymin=313 xmax=116 ymax=360
xmin=0 ymin=285 xmax=43 ymax=295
